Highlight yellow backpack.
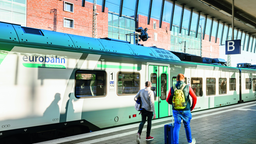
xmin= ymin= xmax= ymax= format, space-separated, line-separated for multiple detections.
xmin=172 ymin=84 xmax=187 ymax=109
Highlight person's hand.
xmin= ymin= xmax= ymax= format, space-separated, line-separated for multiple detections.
xmin=153 ymin=114 xmax=156 ymax=119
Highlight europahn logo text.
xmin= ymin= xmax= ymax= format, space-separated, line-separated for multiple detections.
xmin=23 ymin=55 xmax=65 ymax=64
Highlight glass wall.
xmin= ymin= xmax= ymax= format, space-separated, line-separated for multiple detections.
xmin=172 ymin=4 xmax=182 ymax=31
xmin=171 ymin=25 xmax=201 ymax=56
xmin=205 ymin=17 xmax=212 ymax=38
xmin=0 ymin=0 xmax=26 ymax=26
xmin=163 ymin=1 xmax=173 ymax=23
xmin=211 ymin=20 xmax=218 ymax=41
xmin=217 ymin=22 xmax=223 ymax=41
xmin=108 ymin=12 xmax=135 ymax=43
xmin=181 ymin=8 xmax=190 ymax=35
xmin=190 ymin=11 xmax=199 ymax=35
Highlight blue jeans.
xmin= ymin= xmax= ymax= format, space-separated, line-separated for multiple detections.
xmin=173 ymin=110 xmax=192 ymax=144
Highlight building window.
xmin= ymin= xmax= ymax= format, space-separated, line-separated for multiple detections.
xmin=75 ymin=70 xmax=106 ymax=98
xmin=64 ymin=18 xmax=74 ymax=28
xmin=153 ymin=21 xmax=156 ymax=29
xmin=154 ymin=33 xmax=157 ymax=41
xmin=64 ymin=1 xmax=74 ymax=12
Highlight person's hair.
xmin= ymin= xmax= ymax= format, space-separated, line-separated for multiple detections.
xmin=145 ymin=81 xmax=151 ymax=87
xmin=177 ymin=73 xmax=185 ymax=81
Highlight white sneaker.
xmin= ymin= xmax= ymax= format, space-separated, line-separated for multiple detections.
xmin=136 ymin=133 xmax=141 ymax=144
xmin=189 ymin=138 xmax=196 ymax=144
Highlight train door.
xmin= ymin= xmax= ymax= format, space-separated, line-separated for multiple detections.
xmin=148 ymin=65 xmax=169 ymax=118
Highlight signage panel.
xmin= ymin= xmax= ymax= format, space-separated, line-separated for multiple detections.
xmin=225 ymin=40 xmax=241 ymax=55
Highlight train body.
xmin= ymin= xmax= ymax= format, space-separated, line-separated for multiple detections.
xmin=0 ymin=22 xmax=256 ymax=142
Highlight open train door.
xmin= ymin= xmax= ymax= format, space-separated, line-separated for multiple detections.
xmin=148 ymin=65 xmax=169 ymax=118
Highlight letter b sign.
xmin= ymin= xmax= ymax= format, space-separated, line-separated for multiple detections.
xmin=225 ymin=40 xmax=241 ymax=55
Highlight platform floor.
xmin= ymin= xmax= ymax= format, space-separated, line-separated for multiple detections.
xmin=36 ymin=101 xmax=256 ymax=144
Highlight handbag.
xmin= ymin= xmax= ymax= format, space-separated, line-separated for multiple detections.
xmin=135 ymin=97 xmax=142 ymax=111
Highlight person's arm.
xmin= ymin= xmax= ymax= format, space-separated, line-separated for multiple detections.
xmin=134 ymin=90 xmax=140 ymax=101
xmin=166 ymin=88 xmax=173 ymax=104
xmin=149 ymin=91 xmax=156 ymax=119
xmin=189 ymin=86 xmax=197 ymax=111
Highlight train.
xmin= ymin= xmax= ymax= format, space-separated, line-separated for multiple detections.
xmin=0 ymin=21 xmax=256 ymax=143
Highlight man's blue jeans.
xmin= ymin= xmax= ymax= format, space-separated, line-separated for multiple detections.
xmin=173 ymin=110 xmax=192 ymax=144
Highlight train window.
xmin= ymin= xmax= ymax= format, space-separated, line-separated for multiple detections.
xmin=151 ymin=73 xmax=157 ymax=100
xmin=206 ymin=78 xmax=216 ymax=96
xmin=246 ymin=78 xmax=252 ymax=90
xmin=75 ymin=70 xmax=106 ymax=98
xmin=161 ymin=74 xmax=167 ymax=100
xmin=219 ymin=78 xmax=227 ymax=94
xmin=191 ymin=78 xmax=203 ymax=97
xmin=117 ymin=72 xmax=140 ymax=95
xmin=253 ymin=78 xmax=256 ymax=91
xmin=229 ymin=78 xmax=236 ymax=91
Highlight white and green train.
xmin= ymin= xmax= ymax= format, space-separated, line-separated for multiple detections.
xmin=0 ymin=22 xmax=256 ymax=143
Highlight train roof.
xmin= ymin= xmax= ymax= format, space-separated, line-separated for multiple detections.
xmin=0 ymin=22 xmax=180 ymax=62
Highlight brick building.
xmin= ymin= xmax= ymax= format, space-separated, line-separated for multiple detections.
xmin=27 ymin=0 xmax=108 ymax=38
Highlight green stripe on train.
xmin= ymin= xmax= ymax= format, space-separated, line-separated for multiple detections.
xmin=23 ymin=63 xmax=66 ymax=69
xmin=0 ymin=53 xmax=7 ymax=65
xmin=97 ymin=64 xmax=141 ymax=70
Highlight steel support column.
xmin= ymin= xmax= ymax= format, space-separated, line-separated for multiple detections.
xmin=82 ymin=0 xmax=86 ymax=7
xmin=209 ymin=17 xmax=214 ymax=42
xmin=247 ymin=35 xmax=251 ymax=51
xmin=134 ymin=0 xmax=139 ymax=24
xmin=254 ymin=38 xmax=256 ymax=53
xmin=102 ymin=0 xmax=106 ymax=12
xmin=203 ymin=14 xmax=208 ymax=40
xmin=119 ymin=0 xmax=124 ymax=17
xmin=243 ymin=32 xmax=247 ymax=51
xmin=220 ymin=23 xmax=225 ymax=45
xmin=236 ymin=29 xmax=239 ymax=39
xmin=195 ymin=11 xmax=201 ymax=38
xmin=226 ymin=25 xmax=230 ymax=41
xmin=251 ymin=37 xmax=254 ymax=52
xmin=159 ymin=0 xmax=165 ymax=28
xmin=170 ymin=0 xmax=176 ymax=31
xmin=188 ymin=8 xmax=193 ymax=36
xmin=240 ymin=31 xmax=244 ymax=42
xmin=215 ymin=19 xmax=220 ymax=43
xmin=148 ymin=0 xmax=153 ymax=25
xmin=179 ymin=4 xmax=185 ymax=34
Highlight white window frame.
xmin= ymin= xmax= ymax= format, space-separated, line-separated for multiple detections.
xmin=63 ymin=18 xmax=74 ymax=28
xmin=154 ymin=33 xmax=157 ymax=41
xmin=153 ymin=21 xmax=156 ymax=29
xmin=64 ymin=1 xmax=74 ymax=13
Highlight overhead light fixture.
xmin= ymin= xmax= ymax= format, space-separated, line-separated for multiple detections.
xmin=198 ymin=0 xmax=220 ymax=11
xmin=219 ymin=10 xmax=232 ymax=17
xmin=245 ymin=23 xmax=255 ymax=29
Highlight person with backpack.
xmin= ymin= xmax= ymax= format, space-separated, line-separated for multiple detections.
xmin=134 ymin=81 xmax=156 ymax=143
xmin=166 ymin=74 xmax=197 ymax=144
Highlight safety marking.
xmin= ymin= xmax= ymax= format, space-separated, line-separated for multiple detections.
xmin=35 ymin=101 xmax=256 ymax=144
xmin=237 ymin=108 xmax=256 ymax=111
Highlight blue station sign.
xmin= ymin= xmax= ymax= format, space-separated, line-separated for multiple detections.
xmin=225 ymin=40 xmax=241 ymax=55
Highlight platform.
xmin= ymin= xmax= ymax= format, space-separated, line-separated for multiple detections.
xmin=36 ymin=101 xmax=256 ymax=144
